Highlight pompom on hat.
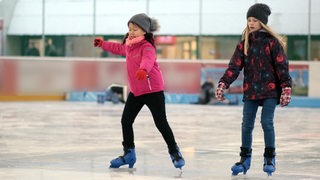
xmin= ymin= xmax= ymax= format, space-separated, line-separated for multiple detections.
xmin=246 ymin=3 xmax=271 ymax=25
xmin=128 ymin=13 xmax=159 ymax=33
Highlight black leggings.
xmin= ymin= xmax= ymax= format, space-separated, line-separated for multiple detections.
xmin=121 ymin=91 xmax=178 ymax=153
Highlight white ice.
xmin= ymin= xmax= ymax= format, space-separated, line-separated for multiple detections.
xmin=0 ymin=102 xmax=319 ymax=180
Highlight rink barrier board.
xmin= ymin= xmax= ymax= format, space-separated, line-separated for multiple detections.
xmin=65 ymin=92 xmax=320 ymax=108
xmin=0 ymin=57 xmax=319 ymax=102
xmin=64 ymin=91 xmax=200 ymax=104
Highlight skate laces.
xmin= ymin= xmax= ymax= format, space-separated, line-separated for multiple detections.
xmin=235 ymin=156 xmax=247 ymax=165
xmin=115 ymin=155 xmax=125 ymax=163
xmin=265 ymin=157 xmax=274 ymax=166
xmin=171 ymin=152 xmax=182 ymax=161
xmin=116 ymin=150 xmax=130 ymax=162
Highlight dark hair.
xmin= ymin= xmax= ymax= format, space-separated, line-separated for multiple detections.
xmin=122 ymin=32 xmax=156 ymax=48
xmin=145 ymin=33 xmax=156 ymax=47
xmin=122 ymin=33 xmax=129 ymax=44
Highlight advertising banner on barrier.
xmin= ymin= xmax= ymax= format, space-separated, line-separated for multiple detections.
xmin=289 ymin=64 xmax=309 ymax=96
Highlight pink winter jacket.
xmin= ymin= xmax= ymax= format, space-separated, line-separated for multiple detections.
xmin=101 ymin=40 xmax=164 ymax=97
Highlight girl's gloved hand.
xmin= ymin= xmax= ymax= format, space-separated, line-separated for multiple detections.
xmin=215 ymin=82 xmax=226 ymax=101
xmin=280 ymin=87 xmax=291 ymax=107
xmin=94 ymin=38 xmax=103 ymax=47
xmin=135 ymin=69 xmax=147 ymax=80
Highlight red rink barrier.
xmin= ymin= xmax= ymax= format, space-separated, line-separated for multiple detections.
xmin=0 ymin=57 xmax=318 ymax=100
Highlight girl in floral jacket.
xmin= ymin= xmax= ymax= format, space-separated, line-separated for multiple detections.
xmin=215 ymin=3 xmax=292 ymax=176
xmin=94 ymin=13 xmax=184 ymax=169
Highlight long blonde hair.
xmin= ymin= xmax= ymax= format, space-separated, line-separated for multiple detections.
xmin=242 ymin=21 xmax=286 ymax=56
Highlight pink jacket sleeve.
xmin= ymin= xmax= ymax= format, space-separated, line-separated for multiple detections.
xmin=101 ymin=41 xmax=126 ymax=56
xmin=139 ymin=44 xmax=156 ymax=72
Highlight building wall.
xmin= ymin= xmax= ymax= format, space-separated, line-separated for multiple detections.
xmin=0 ymin=0 xmax=19 ymax=55
xmin=2 ymin=0 xmax=320 ymax=60
xmin=6 ymin=0 xmax=320 ymax=36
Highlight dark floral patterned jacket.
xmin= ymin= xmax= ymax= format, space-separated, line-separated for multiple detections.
xmin=219 ymin=30 xmax=292 ymax=103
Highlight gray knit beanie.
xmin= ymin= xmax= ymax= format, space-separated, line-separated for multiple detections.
xmin=246 ymin=3 xmax=271 ymax=25
xmin=128 ymin=13 xmax=159 ymax=33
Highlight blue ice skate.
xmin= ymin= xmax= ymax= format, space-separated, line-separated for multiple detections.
xmin=263 ymin=156 xmax=276 ymax=176
xmin=231 ymin=147 xmax=252 ymax=176
xmin=231 ymin=156 xmax=251 ymax=175
xmin=110 ymin=148 xmax=136 ymax=168
xmin=263 ymin=148 xmax=276 ymax=176
xmin=169 ymin=146 xmax=185 ymax=169
xmin=170 ymin=151 xmax=185 ymax=169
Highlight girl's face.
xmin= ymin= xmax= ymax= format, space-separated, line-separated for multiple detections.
xmin=128 ymin=23 xmax=146 ymax=40
xmin=247 ymin=17 xmax=262 ymax=33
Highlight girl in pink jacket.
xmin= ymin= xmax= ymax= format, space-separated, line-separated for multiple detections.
xmin=94 ymin=13 xmax=185 ymax=169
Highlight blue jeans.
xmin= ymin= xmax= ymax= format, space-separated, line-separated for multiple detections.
xmin=241 ymin=98 xmax=277 ymax=149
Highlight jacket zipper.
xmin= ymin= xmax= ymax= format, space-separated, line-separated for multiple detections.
xmin=147 ymin=75 xmax=152 ymax=91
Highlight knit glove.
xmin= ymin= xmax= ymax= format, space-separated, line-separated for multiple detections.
xmin=215 ymin=82 xmax=226 ymax=101
xmin=135 ymin=69 xmax=147 ymax=80
xmin=94 ymin=38 xmax=103 ymax=47
xmin=280 ymin=87 xmax=291 ymax=107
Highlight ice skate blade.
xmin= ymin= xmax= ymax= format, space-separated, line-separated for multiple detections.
xmin=231 ymin=170 xmax=246 ymax=176
xmin=231 ymin=173 xmax=238 ymax=176
xmin=174 ymin=166 xmax=184 ymax=170
xmin=231 ymin=174 xmax=249 ymax=179
xmin=174 ymin=170 xmax=183 ymax=178
xmin=109 ymin=162 xmax=136 ymax=169
xmin=177 ymin=166 xmax=183 ymax=170
xmin=231 ymin=173 xmax=246 ymax=176
xmin=109 ymin=165 xmax=135 ymax=169
xmin=109 ymin=167 xmax=137 ymax=172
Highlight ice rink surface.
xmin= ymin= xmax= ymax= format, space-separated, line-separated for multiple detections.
xmin=0 ymin=102 xmax=319 ymax=180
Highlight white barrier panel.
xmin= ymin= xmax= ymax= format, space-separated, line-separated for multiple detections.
xmin=309 ymin=62 xmax=320 ymax=97
xmin=18 ymin=60 xmax=73 ymax=94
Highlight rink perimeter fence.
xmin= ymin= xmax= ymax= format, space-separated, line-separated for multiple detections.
xmin=0 ymin=57 xmax=319 ymax=108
